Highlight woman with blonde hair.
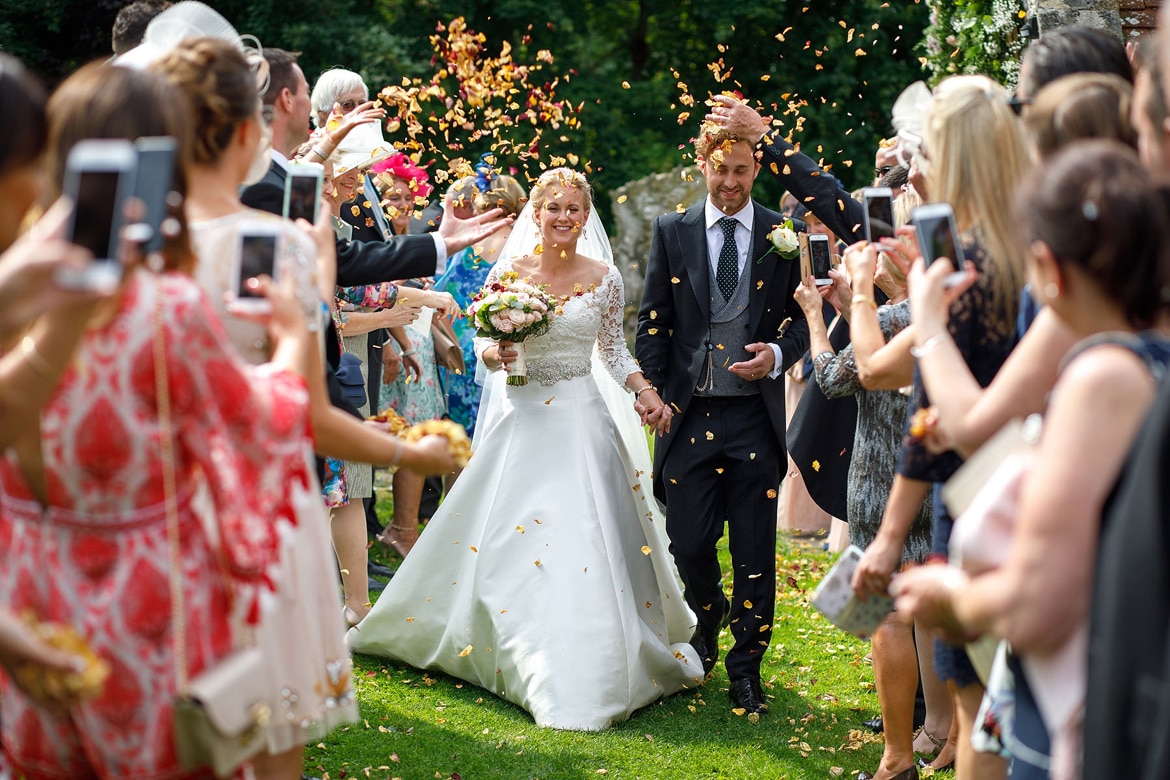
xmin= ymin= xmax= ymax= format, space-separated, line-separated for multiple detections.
xmin=853 ymin=74 xmax=1031 ymax=780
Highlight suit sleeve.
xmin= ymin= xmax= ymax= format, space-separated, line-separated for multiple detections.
xmin=635 ymin=215 xmax=675 ymax=391
xmin=758 ymin=136 xmax=865 ymax=243
xmin=334 ymin=234 xmax=439 ymax=286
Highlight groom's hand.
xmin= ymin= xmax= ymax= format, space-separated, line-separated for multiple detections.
xmin=728 ymin=343 xmax=776 ymax=382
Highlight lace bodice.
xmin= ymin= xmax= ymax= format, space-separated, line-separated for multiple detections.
xmin=476 ymin=260 xmax=640 ymax=387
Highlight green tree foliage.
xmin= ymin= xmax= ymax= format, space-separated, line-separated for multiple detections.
xmin=2 ymin=0 xmax=930 ymax=211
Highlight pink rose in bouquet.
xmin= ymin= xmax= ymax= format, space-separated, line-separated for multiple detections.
xmin=467 ymin=271 xmax=555 ymax=386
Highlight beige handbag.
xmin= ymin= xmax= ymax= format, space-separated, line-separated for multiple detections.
xmin=432 ymin=314 xmax=466 ymax=375
xmin=152 ymin=279 xmax=271 ymax=778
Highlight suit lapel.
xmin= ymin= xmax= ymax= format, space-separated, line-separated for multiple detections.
xmin=679 ymin=203 xmax=711 ymax=321
xmin=750 ymin=201 xmax=780 ymax=337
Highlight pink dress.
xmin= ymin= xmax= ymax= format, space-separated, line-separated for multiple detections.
xmin=0 ymin=271 xmax=312 ymax=780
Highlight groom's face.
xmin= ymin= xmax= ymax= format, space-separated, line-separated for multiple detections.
xmin=700 ymin=140 xmax=760 ymax=216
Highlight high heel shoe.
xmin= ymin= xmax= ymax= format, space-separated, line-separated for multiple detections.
xmin=856 ymin=764 xmax=918 ymax=780
xmin=377 ymin=522 xmax=419 ymax=558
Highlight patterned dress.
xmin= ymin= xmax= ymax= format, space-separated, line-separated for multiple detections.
xmin=433 ymin=246 xmax=493 ymax=434
xmin=0 ymin=272 xmax=317 ymax=779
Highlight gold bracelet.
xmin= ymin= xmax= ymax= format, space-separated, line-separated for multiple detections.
xmin=21 ymin=335 xmax=57 ymax=381
xmin=851 ymin=294 xmax=878 ymax=311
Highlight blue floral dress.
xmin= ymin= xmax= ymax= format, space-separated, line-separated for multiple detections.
xmin=433 ymin=246 xmax=495 ymax=435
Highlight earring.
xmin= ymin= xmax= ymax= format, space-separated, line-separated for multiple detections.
xmin=1044 ymin=282 xmax=1060 ymax=300
xmin=580 ymin=225 xmax=588 ymax=239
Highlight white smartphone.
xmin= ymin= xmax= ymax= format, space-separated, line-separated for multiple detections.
xmin=133 ymin=136 xmax=177 ymax=256
xmin=58 ymin=139 xmax=138 ymax=290
xmin=912 ymin=203 xmax=967 ymax=287
xmin=862 ymin=187 xmax=895 ymax=243
xmin=283 ymin=162 xmax=324 ymax=223
xmin=808 ymin=233 xmax=833 ymax=285
xmin=232 ymin=220 xmax=281 ymax=311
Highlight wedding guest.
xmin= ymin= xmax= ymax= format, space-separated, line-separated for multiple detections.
xmin=1016 ymin=25 xmax=1133 ymax=103
xmin=350 ymin=168 xmax=704 ymax=730
xmin=1 ymin=60 xmax=321 ymax=780
xmin=1023 ymin=72 xmax=1136 ymax=159
xmin=855 ymin=74 xmax=1030 ymax=780
xmin=635 ymin=125 xmax=809 ymax=716
xmin=894 ymin=140 xmax=1170 ymax=780
xmin=111 ymin=0 xmax=171 ymax=56
xmin=1133 ymin=35 xmax=1170 ymax=170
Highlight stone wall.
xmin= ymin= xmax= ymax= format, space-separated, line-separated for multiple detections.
xmin=1120 ymin=0 xmax=1162 ymax=38
xmin=609 ymin=166 xmax=708 ymax=339
xmin=1030 ymin=0 xmax=1124 ymax=38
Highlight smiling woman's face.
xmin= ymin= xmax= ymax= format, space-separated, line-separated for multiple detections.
xmin=537 ymin=184 xmax=588 ymax=248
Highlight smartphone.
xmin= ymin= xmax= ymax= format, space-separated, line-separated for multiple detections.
xmin=58 ymin=139 xmax=138 ymax=290
xmin=283 ymin=162 xmax=324 ymax=223
xmin=133 ymin=137 xmax=177 ymax=255
xmin=912 ymin=203 xmax=967 ymax=286
xmin=809 ymin=233 xmax=833 ymax=285
xmin=233 ymin=221 xmax=281 ymax=310
xmin=862 ymin=187 xmax=895 ymax=243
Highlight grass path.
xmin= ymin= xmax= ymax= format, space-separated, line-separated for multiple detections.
xmin=305 ymin=534 xmax=913 ymax=780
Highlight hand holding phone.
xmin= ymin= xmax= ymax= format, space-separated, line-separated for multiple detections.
xmin=284 ymin=163 xmax=324 ymax=223
xmin=862 ymin=187 xmax=895 ymax=243
xmin=133 ymin=137 xmax=177 ymax=255
xmin=57 ymin=139 xmax=138 ymax=291
xmin=912 ymin=203 xmax=968 ymax=288
xmin=232 ymin=221 xmax=281 ymax=312
xmin=808 ymin=234 xmax=834 ymax=286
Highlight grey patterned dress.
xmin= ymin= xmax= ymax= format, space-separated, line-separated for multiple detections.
xmin=811 ymin=300 xmax=933 ymax=564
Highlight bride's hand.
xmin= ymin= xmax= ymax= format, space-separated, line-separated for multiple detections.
xmin=638 ymin=390 xmax=673 ymax=435
xmin=490 ymin=339 xmax=517 ymax=371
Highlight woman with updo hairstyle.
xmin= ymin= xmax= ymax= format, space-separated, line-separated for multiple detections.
xmin=433 ymin=163 xmax=525 ymax=448
xmin=0 ymin=60 xmax=326 ymax=780
xmin=1024 ymin=72 xmax=1137 ymax=160
xmin=895 ymin=140 xmax=1170 ymax=779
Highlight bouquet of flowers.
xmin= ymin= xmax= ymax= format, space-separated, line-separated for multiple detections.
xmin=467 ymin=271 xmax=555 ymax=386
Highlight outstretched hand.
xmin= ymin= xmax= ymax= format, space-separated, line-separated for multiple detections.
xmin=438 ymin=196 xmax=512 ymax=257
xmin=728 ymin=342 xmax=776 ymax=382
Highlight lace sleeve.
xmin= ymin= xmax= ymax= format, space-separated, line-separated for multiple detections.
xmin=597 ymin=269 xmax=640 ymax=387
xmin=812 ymin=346 xmax=862 ymax=399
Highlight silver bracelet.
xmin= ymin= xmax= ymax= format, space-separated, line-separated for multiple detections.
xmin=910 ymin=334 xmax=945 ymax=359
xmin=310 ymin=145 xmax=328 ymax=160
xmin=402 ymin=349 xmax=417 ymax=357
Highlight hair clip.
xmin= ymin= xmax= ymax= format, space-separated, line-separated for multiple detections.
xmin=1081 ymin=200 xmax=1100 ymax=221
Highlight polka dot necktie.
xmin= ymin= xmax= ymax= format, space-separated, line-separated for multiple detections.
xmin=716 ymin=216 xmax=740 ymax=302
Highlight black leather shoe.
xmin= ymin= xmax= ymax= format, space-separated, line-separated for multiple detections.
xmin=856 ymin=766 xmax=918 ymax=780
xmin=689 ymin=598 xmax=731 ymax=675
xmin=368 ymin=560 xmax=395 ymax=580
xmin=863 ymin=716 xmax=884 ymax=733
xmin=728 ymin=677 xmax=767 ymax=715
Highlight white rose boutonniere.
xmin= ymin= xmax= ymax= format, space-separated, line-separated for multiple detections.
xmin=761 ymin=219 xmax=800 ymax=262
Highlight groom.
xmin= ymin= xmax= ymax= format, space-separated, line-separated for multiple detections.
xmin=635 ymin=126 xmax=809 ymax=715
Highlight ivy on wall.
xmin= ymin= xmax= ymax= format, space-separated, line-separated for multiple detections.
xmin=920 ymin=0 xmax=1029 ymax=86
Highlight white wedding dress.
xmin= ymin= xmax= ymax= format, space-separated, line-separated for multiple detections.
xmin=347 ymin=258 xmax=702 ymax=730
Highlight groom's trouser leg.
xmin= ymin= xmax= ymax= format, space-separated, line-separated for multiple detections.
xmin=720 ymin=396 xmax=781 ymax=681
xmin=662 ymin=396 xmax=781 ymax=680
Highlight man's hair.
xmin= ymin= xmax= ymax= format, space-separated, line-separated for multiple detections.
xmin=262 ymin=48 xmax=302 ymax=107
xmin=111 ymin=0 xmax=172 ymax=56
xmin=694 ymin=126 xmax=751 ymax=161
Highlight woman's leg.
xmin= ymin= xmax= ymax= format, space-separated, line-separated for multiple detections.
xmin=868 ymin=613 xmax=918 ymax=778
xmin=955 ymin=682 xmax=1007 ymax=780
xmin=380 ymin=468 xmax=423 ymax=557
xmin=913 ymin=620 xmax=955 ymax=764
xmin=250 ymin=745 xmax=305 ymax=780
xmin=329 ymin=501 xmax=370 ymax=622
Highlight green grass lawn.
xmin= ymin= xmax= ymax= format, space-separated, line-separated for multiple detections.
xmin=307 ymin=504 xmax=908 ymax=780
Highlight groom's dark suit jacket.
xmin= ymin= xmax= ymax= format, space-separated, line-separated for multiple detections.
xmin=635 ymin=199 xmax=810 ymax=501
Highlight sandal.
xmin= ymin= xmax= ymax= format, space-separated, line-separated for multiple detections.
xmin=913 ymin=726 xmax=946 ymax=756
xmin=377 ymin=522 xmax=419 ymax=558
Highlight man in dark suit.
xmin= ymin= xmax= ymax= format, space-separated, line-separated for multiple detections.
xmin=635 ymin=127 xmax=809 ymax=715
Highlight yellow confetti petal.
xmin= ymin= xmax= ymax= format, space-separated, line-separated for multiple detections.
xmin=469 ymin=546 xmax=478 ymax=553
xmin=756 ymin=280 xmax=764 ymax=290
xmin=743 ymin=599 xmax=753 ymax=609
xmin=458 ymin=645 xmax=473 ymax=657
xmin=766 ymin=489 xmax=778 ymax=499
xmin=641 ymin=545 xmax=652 ymax=555
xmin=671 ymin=276 xmax=681 ymax=284
xmin=705 ymin=431 xmax=715 ymax=441
xmin=534 ymin=559 xmax=542 ymax=566
xmin=812 ymin=459 xmax=821 ymax=472
xmin=405 ymin=616 xmax=415 ymax=622
xmin=515 ymin=525 xmax=525 ymax=534
xmin=617 ymin=194 xmax=628 ymax=204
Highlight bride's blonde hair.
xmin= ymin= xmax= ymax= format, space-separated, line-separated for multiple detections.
xmin=529 ymin=167 xmax=593 ymax=214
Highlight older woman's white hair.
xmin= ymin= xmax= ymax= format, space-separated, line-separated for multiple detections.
xmin=310 ymin=68 xmax=367 ymax=127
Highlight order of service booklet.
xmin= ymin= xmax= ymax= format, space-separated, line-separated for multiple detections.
xmin=810 ymin=545 xmax=894 ymax=639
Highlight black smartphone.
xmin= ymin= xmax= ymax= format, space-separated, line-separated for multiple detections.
xmin=133 ymin=137 xmax=177 ymax=255
xmin=912 ymin=203 xmax=967 ymax=286
xmin=809 ymin=233 xmax=833 ymax=285
xmin=234 ymin=221 xmax=280 ymax=309
xmin=58 ymin=139 xmax=138 ymax=290
xmin=862 ymin=187 xmax=895 ymax=243
xmin=283 ymin=162 xmax=324 ymax=223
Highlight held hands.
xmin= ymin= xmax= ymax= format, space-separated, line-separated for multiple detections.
xmin=728 ymin=343 xmax=776 ymax=383
xmin=634 ymin=386 xmax=673 ymax=435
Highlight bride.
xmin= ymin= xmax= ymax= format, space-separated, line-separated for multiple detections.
xmin=348 ymin=168 xmax=702 ymax=730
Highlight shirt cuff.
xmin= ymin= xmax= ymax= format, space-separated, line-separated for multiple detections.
xmin=431 ymin=233 xmax=448 ymax=275
xmin=767 ymin=343 xmax=785 ymax=379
